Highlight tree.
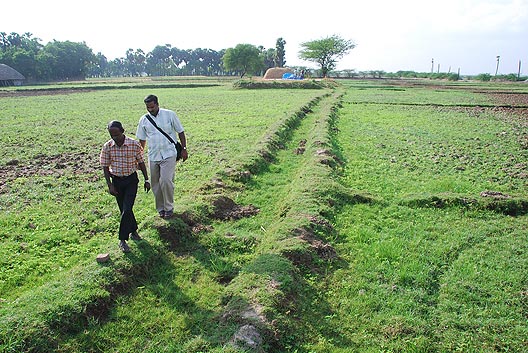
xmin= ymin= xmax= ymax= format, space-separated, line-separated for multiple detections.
xmin=145 ymin=44 xmax=174 ymax=76
xmin=0 ymin=32 xmax=43 ymax=80
xmin=274 ymin=37 xmax=286 ymax=67
xmin=88 ymin=53 xmax=109 ymax=77
xmin=36 ymin=40 xmax=95 ymax=80
xmin=222 ymin=44 xmax=263 ymax=78
xmin=259 ymin=46 xmax=276 ymax=74
xmin=298 ymin=35 xmax=355 ymax=78
xmin=125 ymin=48 xmax=146 ymax=76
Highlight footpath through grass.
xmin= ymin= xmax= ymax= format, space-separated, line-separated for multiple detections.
xmin=0 ymin=81 xmax=329 ymax=352
xmin=55 ymin=88 xmax=347 ymax=352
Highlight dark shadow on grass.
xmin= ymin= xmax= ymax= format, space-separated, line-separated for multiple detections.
xmin=67 ymin=237 xmax=232 ymax=351
xmin=156 ymin=215 xmax=240 ymax=285
xmin=401 ymin=193 xmax=528 ymax=216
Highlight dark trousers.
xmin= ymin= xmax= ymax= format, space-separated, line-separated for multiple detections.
xmin=112 ymin=172 xmax=139 ymax=240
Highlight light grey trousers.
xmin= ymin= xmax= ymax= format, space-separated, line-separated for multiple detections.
xmin=149 ymin=155 xmax=177 ymax=213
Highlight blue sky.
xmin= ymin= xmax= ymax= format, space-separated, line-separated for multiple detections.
xmin=3 ymin=0 xmax=527 ymax=75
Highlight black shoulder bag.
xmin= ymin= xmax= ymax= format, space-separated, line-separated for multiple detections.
xmin=144 ymin=114 xmax=182 ymax=161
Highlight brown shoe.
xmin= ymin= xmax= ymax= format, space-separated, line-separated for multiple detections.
xmin=130 ymin=231 xmax=142 ymax=241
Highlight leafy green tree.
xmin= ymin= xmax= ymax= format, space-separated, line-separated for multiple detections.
xmin=108 ymin=58 xmax=127 ymax=77
xmin=188 ymin=48 xmax=215 ymax=75
xmin=171 ymin=47 xmax=191 ymax=74
xmin=88 ymin=52 xmax=109 ymax=77
xmin=35 ymin=40 xmax=95 ymax=80
xmin=274 ymin=37 xmax=286 ymax=67
xmin=298 ymin=35 xmax=355 ymax=78
xmin=222 ymin=44 xmax=263 ymax=78
xmin=125 ymin=48 xmax=146 ymax=76
xmin=145 ymin=44 xmax=175 ymax=76
xmin=0 ymin=32 xmax=43 ymax=80
xmin=200 ymin=48 xmax=223 ymax=76
xmin=260 ymin=46 xmax=276 ymax=73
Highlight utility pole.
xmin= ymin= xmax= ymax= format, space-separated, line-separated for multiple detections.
xmin=495 ymin=55 xmax=500 ymax=76
xmin=518 ymin=60 xmax=522 ymax=80
xmin=431 ymin=58 xmax=434 ymax=73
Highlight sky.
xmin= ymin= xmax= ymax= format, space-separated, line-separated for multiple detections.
xmin=3 ymin=0 xmax=527 ymax=75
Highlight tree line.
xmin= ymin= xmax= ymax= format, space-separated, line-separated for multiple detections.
xmin=0 ymin=32 xmax=288 ymax=81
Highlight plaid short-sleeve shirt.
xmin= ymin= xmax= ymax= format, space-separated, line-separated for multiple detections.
xmin=100 ymin=135 xmax=145 ymax=177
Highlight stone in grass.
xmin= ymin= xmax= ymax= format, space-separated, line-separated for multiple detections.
xmin=96 ymin=253 xmax=110 ymax=263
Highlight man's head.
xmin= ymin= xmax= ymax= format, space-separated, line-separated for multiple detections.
xmin=144 ymin=94 xmax=159 ymax=116
xmin=107 ymin=120 xmax=125 ymax=144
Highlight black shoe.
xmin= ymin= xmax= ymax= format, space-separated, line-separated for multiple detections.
xmin=158 ymin=210 xmax=165 ymax=218
xmin=130 ymin=231 xmax=142 ymax=241
xmin=119 ymin=240 xmax=131 ymax=253
xmin=164 ymin=210 xmax=174 ymax=219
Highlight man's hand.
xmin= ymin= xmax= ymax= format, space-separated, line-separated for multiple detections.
xmin=144 ymin=181 xmax=151 ymax=193
xmin=181 ymin=149 xmax=188 ymax=162
xmin=108 ymin=184 xmax=118 ymax=196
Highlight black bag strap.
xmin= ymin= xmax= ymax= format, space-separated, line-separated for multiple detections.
xmin=144 ymin=114 xmax=182 ymax=160
xmin=144 ymin=114 xmax=177 ymax=145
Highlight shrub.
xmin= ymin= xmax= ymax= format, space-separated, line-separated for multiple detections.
xmin=475 ymin=73 xmax=492 ymax=81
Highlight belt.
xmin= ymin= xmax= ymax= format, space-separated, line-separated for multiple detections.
xmin=111 ymin=172 xmax=136 ymax=179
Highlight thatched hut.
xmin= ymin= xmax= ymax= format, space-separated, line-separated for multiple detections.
xmin=0 ymin=64 xmax=25 ymax=86
xmin=263 ymin=67 xmax=293 ymax=80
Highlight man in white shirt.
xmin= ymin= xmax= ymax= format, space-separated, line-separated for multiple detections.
xmin=136 ymin=94 xmax=188 ymax=219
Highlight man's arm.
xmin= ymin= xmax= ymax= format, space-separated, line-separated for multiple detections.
xmin=139 ymin=139 xmax=146 ymax=149
xmin=102 ymin=166 xmax=118 ymax=196
xmin=138 ymin=162 xmax=150 ymax=192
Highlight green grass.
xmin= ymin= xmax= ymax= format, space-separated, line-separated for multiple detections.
xmin=337 ymin=104 xmax=526 ymax=198
xmin=293 ymin=80 xmax=528 ymax=352
xmin=1 ymin=78 xmax=527 ymax=352
xmin=0 ymin=86 xmax=323 ymax=294
xmin=298 ymin=204 xmax=527 ymax=352
xmin=54 ymin=89 xmax=344 ymax=352
xmin=0 ymin=82 xmax=328 ymax=352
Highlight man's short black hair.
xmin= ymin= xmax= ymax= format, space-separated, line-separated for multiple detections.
xmin=144 ymin=94 xmax=158 ymax=105
xmin=107 ymin=120 xmax=124 ymax=132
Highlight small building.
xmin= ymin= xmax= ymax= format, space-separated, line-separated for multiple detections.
xmin=0 ymin=64 xmax=25 ymax=86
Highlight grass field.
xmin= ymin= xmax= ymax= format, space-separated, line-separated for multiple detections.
xmin=0 ymin=77 xmax=526 ymax=352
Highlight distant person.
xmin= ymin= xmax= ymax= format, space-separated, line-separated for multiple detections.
xmin=136 ymin=94 xmax=188 ymax=219
xmin=100 ymin=120 xmax=150 ymax=253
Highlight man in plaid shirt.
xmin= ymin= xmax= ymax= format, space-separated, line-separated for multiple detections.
xmin=100 ymin=121 xmax=150 ymax=252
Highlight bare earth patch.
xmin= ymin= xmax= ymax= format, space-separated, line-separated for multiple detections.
xmin=211 ymin=196 xmax=260 ymax=221
xmin=0 ymin=152 xmax=99 ymax=193
xmin=292 ymin=227 xmax=337 ymax=261
xmin=0 ymin=88 xmax=95 ymax=98
xmin=486 ymin=92 xmax=528 ymax=107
